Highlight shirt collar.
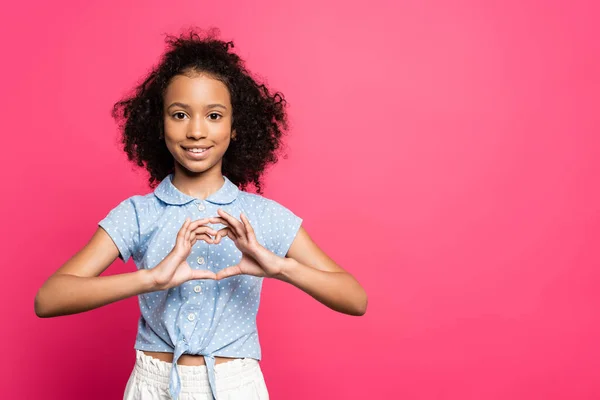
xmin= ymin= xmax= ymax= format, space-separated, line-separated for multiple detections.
xmin=154 ymin=173 xmax=239 ymax=206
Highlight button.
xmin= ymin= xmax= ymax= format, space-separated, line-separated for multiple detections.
xmin=194 ymin=285 xmax=202 ymax=293
xmin=197 ymin=256 xmax=205 ymax=265
xmin=187 ymin=313 xmax=195 ymax=321
xmin=198 ymin=203 xmax=206 ymax=211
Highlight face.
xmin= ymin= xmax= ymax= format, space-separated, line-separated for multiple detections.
xmin=162 ymin=72 xmax=236 ymax=176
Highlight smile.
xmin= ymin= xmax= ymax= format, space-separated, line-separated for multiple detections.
xmin=182 ymin=146 xmax=212 ymax=159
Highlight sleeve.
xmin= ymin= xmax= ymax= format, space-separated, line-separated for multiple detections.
xmin=259 ymin=198 xmax=303 ymax=258
xmin=98 ymin=198 xmax=140 ymax=263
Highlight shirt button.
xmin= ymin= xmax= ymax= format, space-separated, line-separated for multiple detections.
xmin=187 ymin=313 xmax=195 ymax=321
xmin=197 ymin=256 xmax=205 ymax=265
xmin=198 ymin=203 xmax=206 ymax=211
xmin=193 ymin=285 xmax=202 ymax=293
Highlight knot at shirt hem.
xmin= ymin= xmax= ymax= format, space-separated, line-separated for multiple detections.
xmin=169 ymin=341 xmax=218 ymax=400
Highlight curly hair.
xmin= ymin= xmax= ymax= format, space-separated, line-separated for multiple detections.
xmin=112 ymin=27 xmax=289 ymax=194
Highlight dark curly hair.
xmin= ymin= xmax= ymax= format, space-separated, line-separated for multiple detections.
xmin=112 ymin=27 xmax=289 ymax=194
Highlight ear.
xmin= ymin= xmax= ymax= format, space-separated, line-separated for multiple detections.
xmin=231 ymin=129 xmax=237 ymax=141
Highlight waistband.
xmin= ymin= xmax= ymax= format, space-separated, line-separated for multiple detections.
xmin=133 ymin=350 xmax=259 ymax=399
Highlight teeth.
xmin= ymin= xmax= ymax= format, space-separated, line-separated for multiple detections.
xmin=187 ymin=148 xmax=207 ymax=153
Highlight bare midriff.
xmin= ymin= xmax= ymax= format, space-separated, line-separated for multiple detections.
xmin=142 ymin=350 xmax=239 ymax=366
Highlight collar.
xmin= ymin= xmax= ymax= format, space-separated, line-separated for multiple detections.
xmin=154 ymin=173 xmax=239 ymax=206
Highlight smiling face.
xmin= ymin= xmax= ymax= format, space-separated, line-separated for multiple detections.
xmin=162 ymin=71 xmax=236 ymax=177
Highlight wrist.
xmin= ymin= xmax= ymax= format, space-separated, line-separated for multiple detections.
xmin=137 ymin=269 xmax=158 ymax=293
xmin=273 ymin=257 xmax=299 ymax=282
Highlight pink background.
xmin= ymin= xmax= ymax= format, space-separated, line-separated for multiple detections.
xmin=2 ymin=0 xmax=599 ymax=398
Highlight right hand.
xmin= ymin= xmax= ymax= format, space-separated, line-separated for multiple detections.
xmin=149 ymin=217 xmax=220 ymax=291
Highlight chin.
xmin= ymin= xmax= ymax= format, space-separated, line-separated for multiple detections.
xmin=177 ymin=159 xmax=218 ymax=175
xmin=182 ymin=164 xmax=210 ymax=174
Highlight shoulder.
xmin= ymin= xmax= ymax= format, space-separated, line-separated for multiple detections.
xmin=237 ymin=191 xmax=298 ymax=220
xmin=102 ymin=193 xmax=154 ymax=216
xmin=98 ymin=194 xmax=154 ymax=262
xmin=99 ymin=192 xmax=163 ymax=230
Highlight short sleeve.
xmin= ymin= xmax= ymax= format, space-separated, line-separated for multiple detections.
xmin=259 ymin=198 xmax=303 ymax=258
xmin=98 ymin=198 xmax=140 ymax=263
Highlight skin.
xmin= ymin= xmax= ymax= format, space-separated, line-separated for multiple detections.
xmin=34 ymin=71 xmax=368 ymax=367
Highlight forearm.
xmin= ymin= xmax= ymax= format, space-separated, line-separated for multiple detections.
xmin=275 ymin=258 xmax=368 ymax=316
xmin=34 ymin=269 xmax=155 ymax=318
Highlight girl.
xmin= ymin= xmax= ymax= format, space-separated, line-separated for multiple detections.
xmin=35 ymin=28 xmax=368 ymax=400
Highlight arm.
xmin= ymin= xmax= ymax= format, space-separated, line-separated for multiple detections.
xmin=34 ymin=218 xmax=219 ymax=318
xmin=198 ymin=209 xmax=367 ymax=315
xmin=209 ymin=210 xmax=369 ymax=317
xmin=274 ymin=226 xmax=368 ymax=316
xmin=34 ymin=227 xmax=156 ymax=318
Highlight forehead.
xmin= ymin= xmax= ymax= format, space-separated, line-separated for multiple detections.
xmin=163 ymin=73 xmax=231 ymax=106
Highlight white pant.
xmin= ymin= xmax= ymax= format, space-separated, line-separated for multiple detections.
xmin=123 ymin=350 xmax=269 ymax=400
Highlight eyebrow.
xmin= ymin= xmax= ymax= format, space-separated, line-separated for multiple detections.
xmin=166 ymin=102 xmax=228 ymax=110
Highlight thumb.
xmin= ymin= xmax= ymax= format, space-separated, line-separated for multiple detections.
xmin=192 ymin=269 xmax=217 ymax=280
xmin=216 ymin=265 xmax=242 ymax=280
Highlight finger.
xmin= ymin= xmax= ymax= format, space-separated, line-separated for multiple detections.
xmin=195 ymin=233 xmax=215 ymax=244
xmin=192 ymin=270 xmax=217 ymax=280
xmin=180 ymin=217 xmax=191 ymax=228
xmin=217 ymin=209 xmax=245 ymax=238
xmin=213 ymin=228 xmax=230 ymax=244
xmin=208 ymin=217 xmax=230 ymax=234
xmin=216 ymin=265 xmax=242 ymax=280
xmin=208 ymin=217 xmax=228 ymax=225
xmin=187 ymin=218 xmax=212 ymax=231
xmin=212 ymin=231 xmax=221 ymax=244
xmin=240 ymin=213 xmax=256 ymax=239
xmin=178 ymin=217 xmax=190 ymax=237
xmin=182 ymin=218 xmax=191 ymax=243
xmin=191 ymin=226 xmax=219 ymax=238
xmin=186 ymin=217 xmax=201 ymax=243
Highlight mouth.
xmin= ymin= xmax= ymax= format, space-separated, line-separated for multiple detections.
xmin=182 ymin=146 xmax=213 ymax=160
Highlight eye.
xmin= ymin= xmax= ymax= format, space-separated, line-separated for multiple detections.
xmin=172 ymin=112 xmax=188 ymax=120
xmin=208 ymin=113 xmax=222 ymax=120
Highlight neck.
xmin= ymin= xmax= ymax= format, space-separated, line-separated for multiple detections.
xmin=171 ymin=164 xmax=225 ymax=200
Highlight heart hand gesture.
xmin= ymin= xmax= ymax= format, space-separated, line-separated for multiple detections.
xmin=148 ymin=210 xmax=284 ymax=291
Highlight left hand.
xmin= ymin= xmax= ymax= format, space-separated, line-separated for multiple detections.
xmin=209 ymin=209 xmax=286 ymax=280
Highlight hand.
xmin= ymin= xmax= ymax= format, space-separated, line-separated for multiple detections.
xmin=149 ymin=217 xmax=218 ymax=290
xmin=209 ymin=209 xmax=285 ymax=280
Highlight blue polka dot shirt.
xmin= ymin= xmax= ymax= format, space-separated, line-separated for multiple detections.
xmin=98 ymin=173 xmax=303 ymax=400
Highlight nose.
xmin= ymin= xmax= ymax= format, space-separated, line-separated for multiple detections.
xmin=187 ymin=116 xmax=208 ymax=139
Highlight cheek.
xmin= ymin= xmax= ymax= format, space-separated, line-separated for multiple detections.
xmin=162 ymin=128 xmax=181 ymax=151
xmin=163 ymin=118 xmax=176 ymax=134
xmin=214 ymin=126 xmax=233 ymax=141
xmin=164 ymin=121 xmax=188 ymax=142
xmin=164 ymin=141 xmax=179 ymax=158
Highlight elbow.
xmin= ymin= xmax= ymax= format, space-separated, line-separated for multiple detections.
xmin=343 ymin=275 xmax=368 ymax=316
xmin=34 ymin=287 xmax=54 ymax=318
xmin=34 ymin=293 xmax=47 ymax=318
xmin=349 ymin=291 xmax=368 ymax=316
xmin=356 ymin=296 xmax=368 ymax=316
